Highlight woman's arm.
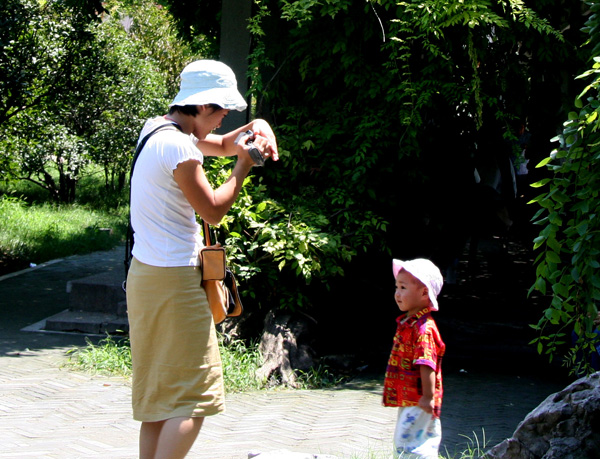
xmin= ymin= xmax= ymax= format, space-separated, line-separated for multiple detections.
xmin=174 ymin=119 xmax=278 ymax=225
xmin=198 ymin=119 xmax=279 ymax=161
xmin=173 ymin=154 xmax=253 ymax=225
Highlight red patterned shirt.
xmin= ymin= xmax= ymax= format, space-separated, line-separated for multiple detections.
xmin=383 ymin=306 xmax=445 ymax=418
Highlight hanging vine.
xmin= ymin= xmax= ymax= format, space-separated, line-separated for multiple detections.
xmin=529 ymin=0 xmax=600 ymax=376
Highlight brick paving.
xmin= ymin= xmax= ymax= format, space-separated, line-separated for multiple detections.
xmin=0 ymin=345 xmax=395 ymax=459
xmin=0 ymin=247 xmax=570 ymax=458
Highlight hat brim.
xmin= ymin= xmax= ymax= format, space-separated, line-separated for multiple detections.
xmin=392 ymin=259 xmax=403 ymax=280
xmin=169 ymin=87 xmax=248 ymax=112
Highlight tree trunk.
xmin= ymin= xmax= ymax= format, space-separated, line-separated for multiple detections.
xmin=256 ymin=310 xmax=316 ymax=388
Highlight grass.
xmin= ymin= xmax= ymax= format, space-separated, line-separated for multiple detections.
xmin=66 ymin=335 xmax=132 ymax=378
xmin=66 ymin=333 xmax=267 ymax=393
xmin=219 ymin=334 xmax=265 ymax=392
xmin=66 ymin=332 xmax=343 ymax=392
xmin=66 ymin=333 xmax=268 ymax=392
xmin=0 ymin=194 xmax=127 ymax=274
xmin=296 ymin=364 xmax=347 ymax=389
xmin=342 ymin=430 xmax=489 ymax=459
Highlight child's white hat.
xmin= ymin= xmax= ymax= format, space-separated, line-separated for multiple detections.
xmin=393 ymin=258 xmax=443 ymax=311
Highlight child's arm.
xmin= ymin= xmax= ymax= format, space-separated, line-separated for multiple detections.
xmin=418 ymin=364 xmax=435 ymax=414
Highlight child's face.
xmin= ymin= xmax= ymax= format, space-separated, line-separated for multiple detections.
xmin=394 ymin=270 xmax=430 ymax=316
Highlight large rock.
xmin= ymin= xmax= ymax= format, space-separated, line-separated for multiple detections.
xmin=485 ymin=372 xmax=600 ymax=459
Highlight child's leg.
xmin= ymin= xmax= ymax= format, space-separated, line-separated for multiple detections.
xmin=140 ymin=416 xmax=204 ymax=459
xmin=393 ymin=407 xmax=441 ymax=459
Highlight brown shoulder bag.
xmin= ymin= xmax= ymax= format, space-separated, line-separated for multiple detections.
xmin=199 ymin=220 xmax=243 ymax=324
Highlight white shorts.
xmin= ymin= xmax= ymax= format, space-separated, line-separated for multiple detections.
xmin=393 ymin=406 xmax=441 ymax=458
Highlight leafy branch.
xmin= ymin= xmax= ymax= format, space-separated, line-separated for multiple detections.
xmin=529 ymin=1 xmax=600 ymax=376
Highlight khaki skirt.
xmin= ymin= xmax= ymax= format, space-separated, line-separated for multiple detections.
xmin=126 ymin=258 xmax=224 ymax=422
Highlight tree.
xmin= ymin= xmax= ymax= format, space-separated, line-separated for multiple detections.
xmin=0 ymin=0 xmax=104 ymax=201
xmin=0 ymin=0 xmax=178 ymax=201
xmin=530 ymin=0 xmax=600 ymax=376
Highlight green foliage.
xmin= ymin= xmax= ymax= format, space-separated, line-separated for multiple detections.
xmin=0 ymin=0 xmax=98 ymax=201
xmin=101 ymin=0 xmax=203 ymax=97
xmin=0 ymin=0 xmax=190 ymax=202
xmin=236 ymin=0 xmax=569 ymax=316
xmin=157 ymin=0 xmax=221 ymax=55
xmin=86 ymin=4 xmax=174 ymax=193
xmin=202 ymin=155 xmax=360 ymax=311
xmin=386 ymin=0 xmax=562 ymax=128
xmin=529 ymin=1 xmax=600 ymax=376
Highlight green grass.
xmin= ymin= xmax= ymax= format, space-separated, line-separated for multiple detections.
xmin=66 ymin=332 xmax=342 ymax=393
xmin=220 ymin=334 xmax=265 ymax=392
xmin=342 ymin=430 xmax=489 ymax=459
xmin=0 ymin=194 xmax=127 ymax=274
xmin=66 ymin=333 xmax=267 ymax=392
xmin=67 ymin=335 xmax=132 ymax=378
xmin=295 ymin=364 xmax=346 ymax=389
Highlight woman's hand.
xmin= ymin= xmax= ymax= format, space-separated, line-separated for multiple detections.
xmin=235 ymin=120 xmax=279 ymax=166
xmin=200 ymin=119 xmax=279 ymax=165
xmin=251 ymin=119 xmax=279 ymax=161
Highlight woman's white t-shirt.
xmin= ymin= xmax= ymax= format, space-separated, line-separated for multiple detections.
xmin=131 ymin=117 xmax=204 ymax=267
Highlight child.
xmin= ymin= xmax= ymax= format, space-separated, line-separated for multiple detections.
xmin=383 ymin=258 xmax=445 ymax=458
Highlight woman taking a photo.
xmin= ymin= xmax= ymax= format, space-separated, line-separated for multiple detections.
xmin=126 ymin=59 xmax=278 ymax=459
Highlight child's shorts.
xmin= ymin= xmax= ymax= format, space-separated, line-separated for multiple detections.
xmin=393 ymin=406 xmax=441 ymax=458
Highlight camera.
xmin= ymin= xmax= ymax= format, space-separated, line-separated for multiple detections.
xmin=243 ymin=130 xmax=265 ymax=167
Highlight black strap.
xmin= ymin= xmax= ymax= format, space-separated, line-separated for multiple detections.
xmin=124 ymin=122 xmax=183 ymax=281
xmin=202 ymin=219 xmax=215 ymax=247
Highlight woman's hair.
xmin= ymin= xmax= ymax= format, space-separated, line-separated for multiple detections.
xmin=168 ymin=104 xmax=223 ymax=116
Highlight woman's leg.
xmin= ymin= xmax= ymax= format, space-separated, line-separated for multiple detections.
xmin=151 ymin=416 xmax=204 ymax=459
xmin=140 ymin=420 xmax=165 ymax=459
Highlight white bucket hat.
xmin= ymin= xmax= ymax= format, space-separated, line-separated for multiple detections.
xmin=393 ymin=258 xmax=443 ymax=311
xmin=169 ymin=60 xmax=248 ymax=111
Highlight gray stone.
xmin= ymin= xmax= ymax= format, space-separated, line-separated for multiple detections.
xmin=42 ymin=310 xmax=129 ymax=334
xmin=67 ymin=269 xmax=126 ymax=315
xmin=485 ymin=372 xmax=600 ymax=459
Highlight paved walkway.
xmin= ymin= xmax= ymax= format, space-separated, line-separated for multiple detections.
xmin=0 ymin=247 xmax=569 ymax=458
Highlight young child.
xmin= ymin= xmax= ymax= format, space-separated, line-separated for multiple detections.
xmin=383 ymin=258 xmax=445 ymax=458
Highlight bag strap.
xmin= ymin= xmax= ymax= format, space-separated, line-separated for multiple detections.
xmin=124 ymin=122 xmax=183 ymax=279
xmin=201 ymin=219 xmax=215 ymax=247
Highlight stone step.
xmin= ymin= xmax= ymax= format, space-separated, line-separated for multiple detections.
xmin=66 ymin=269 xmax=127 ymax=316
xmin=42 ymin=310 xmax=129 ymax=335
xmin=38 ymin=269 xmax=129 ymax=334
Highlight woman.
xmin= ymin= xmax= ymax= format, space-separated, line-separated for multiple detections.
xmin=126 ymin=60 xmax=278 ymax=459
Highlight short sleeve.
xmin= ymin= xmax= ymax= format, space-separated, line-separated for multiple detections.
xmin=413 ymin=323 xmax=439 ymax=371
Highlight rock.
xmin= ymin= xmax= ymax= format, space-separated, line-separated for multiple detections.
xmin=484 ymin=372 xmax=600 ymax=459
